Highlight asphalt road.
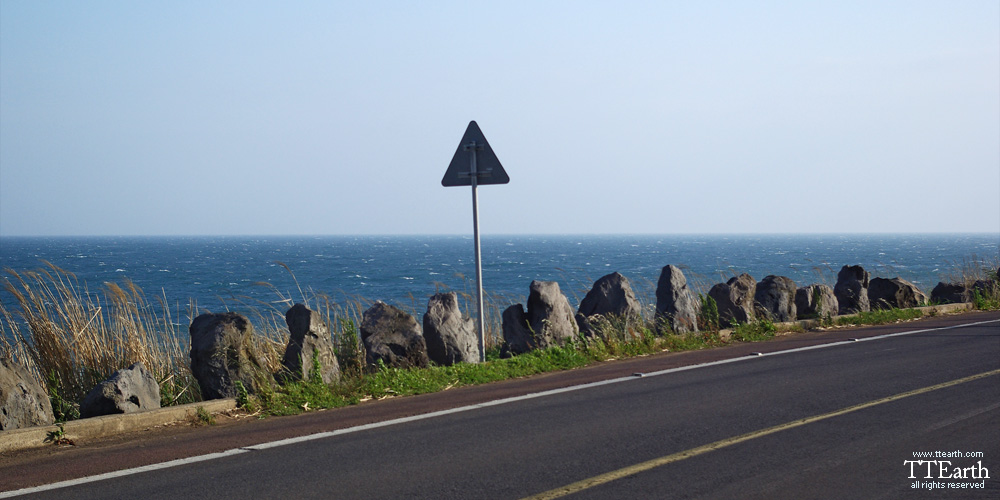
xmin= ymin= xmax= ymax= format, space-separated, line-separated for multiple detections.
xmin=3 ymin=312 xmax=998 ymax=499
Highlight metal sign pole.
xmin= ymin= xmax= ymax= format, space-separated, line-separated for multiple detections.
xmin=444 ymin=122 xmax=508 ymax=364
xmin=466 ymin=141 xmax=487 ymax=363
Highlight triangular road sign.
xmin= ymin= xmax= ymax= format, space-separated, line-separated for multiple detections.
xmin=442 ymin=121 xmax=509 ymax=187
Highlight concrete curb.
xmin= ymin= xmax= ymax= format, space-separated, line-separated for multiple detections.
xmin=0 ymin=302 xmax=977 ymax=454
xmin=715 ymin=302 xmax=973 ymax=340
xmin=0 ymin=399 xmax=236 ymax=453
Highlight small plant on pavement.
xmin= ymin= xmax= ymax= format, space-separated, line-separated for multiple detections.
xmin=45 ymin=423 xmax=74 ymax=446
xmin=194 ymin=406 xmax=215 ymax=426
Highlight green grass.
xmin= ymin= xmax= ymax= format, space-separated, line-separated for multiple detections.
xmin=194 ymin=406 xmax=215 ymax=426
xmin=247 ymin=343 xmax=598 ymax=416
xmin=834 ymin=307 xmax=923 ymax=326
xmin=730 ymin=319 xmax=777 ymax=342
xmin=972 ymin=288 xmax=1000 ymax=311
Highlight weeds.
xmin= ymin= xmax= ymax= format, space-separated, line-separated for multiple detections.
xmin=730 ymin=319 xmax=777 ymax=342
xmin=44 ymin=422 xmax=74 ymax=446
xmin=46 ymin=370 xmax=80 ymax=422
xmin=194 ymin=406 xmax=215 ymax=426
xmin=697 ymin=294 xmax=719 ymax=333
xmin=336 ymin=318 xmax=365 ymax=379
xmin=159 ymin=373 xmax=199 ymax=407
xmin=254 ymin=375 xmax=348 ymax=416
xmin=972 ymin=288 xmax=1000 ymax=310
xmin=661 ymin=331 xmax=719 ymax=351
xmin=835 ymin=308 xmax=923 ymax=326
xmin=234 ymin=380 xmax=252 ymax=411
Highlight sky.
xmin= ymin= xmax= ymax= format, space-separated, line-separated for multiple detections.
xmin=1 ymin=1 xmax=998 ymax=236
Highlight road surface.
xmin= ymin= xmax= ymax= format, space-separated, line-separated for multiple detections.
xmin=2 ymin=311 xmax=998 ymax=499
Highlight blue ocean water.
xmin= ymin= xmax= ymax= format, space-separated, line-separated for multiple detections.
xmin=1 ymin=234 xmax=998 ymax=320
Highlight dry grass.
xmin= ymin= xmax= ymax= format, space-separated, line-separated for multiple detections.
xmin=941 ymin=254 xmax=1000 ymax=288
xmin=0 ymin=262 xmax=377 ymax=417
xmin=1 ymin=263 xmax=193 ymax=409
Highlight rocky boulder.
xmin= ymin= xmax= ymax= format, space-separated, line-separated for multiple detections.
xmin=503 ymin=281 xmax=578 ymax=356
xmin=189 ymin=312 xmax=263 ymax=400
xmin=973 ymin=276 xmax=999 ymax=298
xmin=869 ymin=277 xmax=927 ymax=310
xmin=281 ymin=303 xmax=341 ymax=384
xmin=834 ymin=265 xmax=870 ymax=314
xmin=423 ymin=292 xmax=479 ymax=365
xmin=502 ymin=305 xmax=533 ymax=355
xmin=931 ymin=282 xmax=967 ymax=304
xmin=80 ymin=362 xmax=160 ymax=418
xmin=795 ymin=284 xmax=839 ymax=319
xmin=654 ymin=265 xmax=699 ymax=334
xmin=360 ymin=301 xmax=429 ymax=369
xmin=708 ymin=274 xmax=757 ymax=327
xmin=754 ymin=275 xmax=797 ymax=322
xmin=576 ymin=272 xmax=642 ymax=335
xmin=0 ymin=358 xmax=54 ymax=430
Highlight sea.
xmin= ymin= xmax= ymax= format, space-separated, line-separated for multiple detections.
xmin=1 ymin=234 xmax=998 ymax=323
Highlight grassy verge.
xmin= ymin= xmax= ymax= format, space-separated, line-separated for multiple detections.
xmin=973 ymin=288 xmax=1000 ymax=311
xmin=731 ymin=318 xmax=777 ymax=342
xmin=243 ymin=308 xmax=914 ymax=417
xmin=833 ymin=307 xmax=924 ymax=326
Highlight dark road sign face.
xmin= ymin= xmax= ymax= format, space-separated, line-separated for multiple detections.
xmin=442 ymin=121 xmax=509 ymax=187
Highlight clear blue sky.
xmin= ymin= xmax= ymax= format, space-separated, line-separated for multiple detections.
xmin=1 ymin=1 xmax=998 ymax=236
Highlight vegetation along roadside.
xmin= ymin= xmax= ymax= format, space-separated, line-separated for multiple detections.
xmin=1 ymin=257 xmax=998 ymax=425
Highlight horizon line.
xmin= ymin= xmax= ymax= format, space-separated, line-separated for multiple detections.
xmin=1 ymin=231 xmax=999 ymax=239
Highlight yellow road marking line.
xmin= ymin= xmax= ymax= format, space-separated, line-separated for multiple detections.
xmin=521 ymin=368 xmax=1000 ymax=500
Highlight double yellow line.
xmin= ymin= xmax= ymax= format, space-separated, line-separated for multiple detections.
xmin=522 ymin=368 xmax=1000 ymax=500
